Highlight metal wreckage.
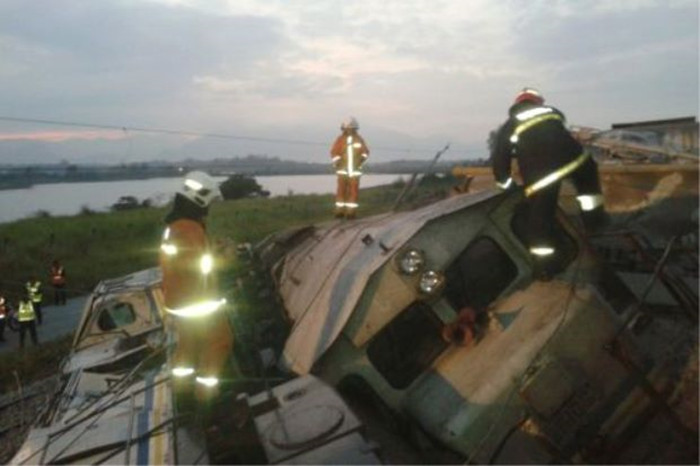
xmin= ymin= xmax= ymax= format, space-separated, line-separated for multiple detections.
xmin=8 ymin=142 xmax=699 ymax=464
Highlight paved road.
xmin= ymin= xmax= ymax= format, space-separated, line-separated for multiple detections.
xmin=0 ymin=296 xmax=89 ymax=354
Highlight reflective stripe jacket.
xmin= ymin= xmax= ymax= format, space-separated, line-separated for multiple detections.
xmin=330 ymin=131 xmax=369 ymax=177
xmin=491 ymin=102 xmax=583 ymax=186
xmin=18 ymin=300 xmax=36 ymax=322
xmin=0 ymin=298 xmax=7 ymax=319
xmin=159 ymin=218 xmax=218 ymax=312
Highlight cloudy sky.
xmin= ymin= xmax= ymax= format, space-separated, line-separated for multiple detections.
xmin=0 ymin=0 xmax=697 ymax=163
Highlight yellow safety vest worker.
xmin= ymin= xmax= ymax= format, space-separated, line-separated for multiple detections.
xmin=18 ymin=300 xmax=36 ymax=322
xmin=26 ymin=281 xmax=43 ymax=303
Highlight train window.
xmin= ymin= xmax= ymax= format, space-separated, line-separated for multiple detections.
xmin=367 ymin=301 xmax=448 ymax=390
xmin=97 ymin=302 xmax=136 ymax=331
xmin=444 ymin=236 xmax=518 ymax=310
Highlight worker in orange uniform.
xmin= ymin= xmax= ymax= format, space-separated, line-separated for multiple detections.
xmin=159 ymin=171 xmax=233 ymax=402
xmin=50 ymin=260 xmax=67 ymax=306
xmin=330 ymin=117 xmax=370 ymax=219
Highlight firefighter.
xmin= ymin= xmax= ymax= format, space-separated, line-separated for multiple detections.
xmin=0 ymin=295 xmax=7 ymax=342
xmin=491 ymin=88 xmax=605 ymax=272
xmin=159 ymin=171 xmax=233 ymax=402
xmin=50 ymin=260 xmax=67 ymax=306
xmin=25 ymin=276 xmax=43 ymax=325
xmin=330 ymin=117 xmax=370 ymax=219
xmin=17 ymin=292 xmax=39 ymax=349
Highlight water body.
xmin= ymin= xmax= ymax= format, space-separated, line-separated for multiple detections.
xmin=0 ymin=174 xmax=403 ymax=224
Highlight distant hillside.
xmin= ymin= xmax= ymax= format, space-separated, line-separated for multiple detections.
xmin=0 ymin=155 xmax=489 ymax=189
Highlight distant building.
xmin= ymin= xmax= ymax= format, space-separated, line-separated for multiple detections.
xmin=611 ymin=116 xmax=698 ymax=154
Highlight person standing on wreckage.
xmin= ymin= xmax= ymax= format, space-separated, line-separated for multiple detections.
xmin=490 ymin=88 xmax=607 ymax=278
xmin=159 ymin=171 xmax=233 ymax=403
xmin=330 ymin=116 xmax=370 ymax=219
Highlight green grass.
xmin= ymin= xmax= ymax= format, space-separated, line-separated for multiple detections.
xmin=0 ymin=177 xmax=454 ymax=302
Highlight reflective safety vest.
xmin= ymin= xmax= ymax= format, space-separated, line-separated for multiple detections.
xmin=51 ymin=266 xmax=66 ymax=286
xmin=18 ymin=300 xmax=36 ymax=322
xmin=331 ymin=132 xmax=369 ymax=178
xmin=0 ymin=298 xmax=7 ymax=319
xmin=159 ymin=219 xmax=225 ymax=319
xmin=26 ymin=281 xmax=43 ymax=303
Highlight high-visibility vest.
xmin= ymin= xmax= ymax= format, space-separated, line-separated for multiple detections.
xmin=26 ymin=281 xmax=43 ymax=302
xmin=51 ymin=266 xmax=66 ymax=285
xmin=18 ymin=300 xmax=36 ymax=322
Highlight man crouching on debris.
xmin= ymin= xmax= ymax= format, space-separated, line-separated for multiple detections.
xmin=159 ymin=171 xmax=233 ymax=406
xmin=490 ymin=87 xmax=607 ymax=277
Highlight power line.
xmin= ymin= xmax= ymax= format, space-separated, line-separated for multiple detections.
xmin=0 ymin=115 xmax=434 ymax=155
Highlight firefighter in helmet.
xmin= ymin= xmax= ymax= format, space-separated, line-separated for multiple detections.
xmin=330 ymin=117 xmax=370 ymax=219
xmin=159 ymin=171 xmax=233 ymax=401
xmin=490 ymin=88 xmax=605 ymax=274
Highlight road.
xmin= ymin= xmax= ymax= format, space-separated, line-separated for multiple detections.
xmin=0 ymin=296 xmax=89 ymax=354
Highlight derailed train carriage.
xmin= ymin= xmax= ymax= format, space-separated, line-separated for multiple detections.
xmin=9 ymin=270 xmax=383 ymax=465
xmin=8 ymin=268 xmax=180 ymax=465
xmin=258 ymin=187 xmax=698 ymax=463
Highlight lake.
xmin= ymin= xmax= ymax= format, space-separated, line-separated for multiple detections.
xmin=0 ymin=174 xmax=404 ymax=224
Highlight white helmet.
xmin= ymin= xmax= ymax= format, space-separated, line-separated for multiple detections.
xmin=341 ymin=116 xmax=359 ymax=130
xmin=179 ymin=171 xmax=221 ymax=208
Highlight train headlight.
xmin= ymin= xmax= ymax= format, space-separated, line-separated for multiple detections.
xmin=419 ymin=270 xmax=445 ymax=295
xmin=397 ymin=248 xmax=425 ymax=275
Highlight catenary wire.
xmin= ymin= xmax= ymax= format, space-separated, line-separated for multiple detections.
xmin=0 ymin=115 xmax=440 ymax=155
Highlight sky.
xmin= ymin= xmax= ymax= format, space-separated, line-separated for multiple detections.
xmin=0 ymin=0 xmax=697 ymax=164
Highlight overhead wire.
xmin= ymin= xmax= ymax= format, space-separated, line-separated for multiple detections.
xmin=0 ymin=115 xmax=438 ymax=155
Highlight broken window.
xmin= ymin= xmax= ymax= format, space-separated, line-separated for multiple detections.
xmin=367 ymin=301 xmax=448 ymax=389
xmin=444 ymin=236 xmax=519 ymax=311
xmin=97 ymin=302 xmax=136 ymax=331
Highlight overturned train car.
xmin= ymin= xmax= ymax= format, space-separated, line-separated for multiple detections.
xmin=259 ymin=188 xmax=698 ymax=463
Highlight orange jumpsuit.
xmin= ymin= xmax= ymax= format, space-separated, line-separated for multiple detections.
xmin=330 ymin=130 xmax=369 ymax=217
xmin=159 ymin=218 xmax=233 ymax=386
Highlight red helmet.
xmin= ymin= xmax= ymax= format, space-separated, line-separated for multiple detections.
xmin=514 ymin=87 xmax=544 ymax=105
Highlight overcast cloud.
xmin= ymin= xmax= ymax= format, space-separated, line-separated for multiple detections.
xmin=0 ymin=0 xmax=697 ymax=163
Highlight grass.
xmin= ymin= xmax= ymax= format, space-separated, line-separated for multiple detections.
xmin=0 ymin=177 xmax=454 ymax=301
